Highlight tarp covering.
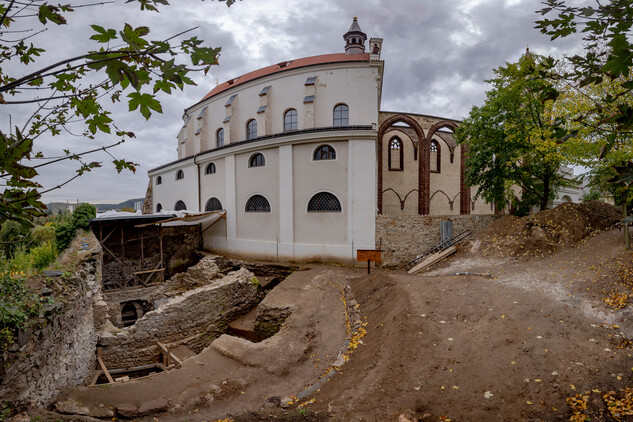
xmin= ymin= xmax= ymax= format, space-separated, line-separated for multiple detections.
xmin=135 ymin=210 xmax=226 ymax=227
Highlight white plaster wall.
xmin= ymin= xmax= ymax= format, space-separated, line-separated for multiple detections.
xmin=235 ymin=149 xmax=280 ymax=242
xmin=293 ymin=141 xmax=349 ymax=246
xmin=182 ymin=62 xmax=380 ymax=150
xmin=151 ymin=160 xmax=197 ymax=212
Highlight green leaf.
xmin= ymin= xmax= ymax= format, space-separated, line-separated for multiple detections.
xmin=38 ymin=5 xmax=67 ymax=25
xmin=127 ymin=92 xmax=162 ymax=120
xmin=90 ymin=25 xmax=117 ymax=43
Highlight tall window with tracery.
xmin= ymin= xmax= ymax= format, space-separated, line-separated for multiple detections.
xmin=388 ymin=137 xmax=403 ymax=171
xmin=430 ymin=140 xmax=440 ymax=173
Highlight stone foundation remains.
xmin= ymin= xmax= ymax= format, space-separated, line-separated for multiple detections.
xmin=98 ymin=257 xmax=263 ymax=368
xmin=376 ymin=214 xmax=499 ymax=266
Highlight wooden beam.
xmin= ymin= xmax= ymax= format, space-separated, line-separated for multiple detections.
xmin=134 ymin=268 xmax=164 ymax=275
xmin=408 ymin=246 xmax=457 ymax=275
xmin=156 ymin=341 xmax=183 ymax=366
xmin=96 ymin=348 xmax=115 ymax=384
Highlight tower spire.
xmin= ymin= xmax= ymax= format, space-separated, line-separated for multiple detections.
xmin=343 ymin=17 xmax=367 ymax=55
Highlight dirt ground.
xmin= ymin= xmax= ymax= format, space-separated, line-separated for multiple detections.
xmin=24 ymin=205 xmax=633 ymax=422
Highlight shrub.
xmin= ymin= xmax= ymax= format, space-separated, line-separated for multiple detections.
xmin=30 ymin=242 xmax=57 ymax=270
xmin=54 ymin=222 xmax=76 ymax=252
xmin=31 ymin=225 xmax=55 ymax=246
xmin=71 ymin=204 xmax=96 ymax=231
xmin=0 ymin=263 xmax=44 ymax=352
xmin=0 ymin=221 xmax=29 ymax=257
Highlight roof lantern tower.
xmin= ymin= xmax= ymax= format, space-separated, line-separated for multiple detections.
xmin=343 ymin=17 xmax=367 ymax=55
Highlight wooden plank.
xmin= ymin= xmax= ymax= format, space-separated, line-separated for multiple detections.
xmin=88 ymin=370 xmax=101 ymax=387
xmin=133 ymin=268 xmax=165 ymax=275
xmin=96 ymin=348 xmax=114 ymax=384
xmin=408 ymin=246 xmax=457 ymax=275
xmin=357 ymin=249 xmax=382 ymax=263
xmin=156 ymin=341 xmax=183 ymax=366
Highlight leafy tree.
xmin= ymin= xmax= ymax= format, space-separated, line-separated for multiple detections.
xmin=0 ymin=0 xmax=236 ymax=225
xmin=536 ymin=0 xmax=633 ymax=247
xmin=71 ymin=203 xmax=96 ymax=231
xmin=456 ymin=52 xmax=572 ymax=212
xmin=54 ymin=222 xmax=75 ymax=251
xmin=0 ymin=220 xmax=29 ymax=257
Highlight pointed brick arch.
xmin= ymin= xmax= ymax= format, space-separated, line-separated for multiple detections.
xmin=378 ymin=115 xmax=426 ymax=214
xmin=425 ymin=120 xmax=470 ymax=215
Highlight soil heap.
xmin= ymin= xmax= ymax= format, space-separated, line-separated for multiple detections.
xmin=474 ymin=200 xmax=621 ymax=257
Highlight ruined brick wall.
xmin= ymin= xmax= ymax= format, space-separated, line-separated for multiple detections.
xmin=142 ymin=178 xmax=153 ymax=215
xmin=99 ymin=268 xmax=261 ymax=368
xmin=0 ymin=252 xmax=100 ymax=407
xmin=376 ymin=214 xmax=499 ymax=266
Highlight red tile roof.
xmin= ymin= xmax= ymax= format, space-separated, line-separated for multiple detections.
xmin=200 ymin=53 xmax=371 ymax=102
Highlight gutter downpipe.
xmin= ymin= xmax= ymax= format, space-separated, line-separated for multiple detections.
xmin=194 ymin=153 xmax=202 ymax=212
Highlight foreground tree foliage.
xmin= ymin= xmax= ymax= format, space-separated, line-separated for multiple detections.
xmin=456 ymin=52 xmax=572 ymax=213
xmin=0 ymin=0 xmax=236 ymax=225
xmin=536 ymin=0 xmax=633 ymax=247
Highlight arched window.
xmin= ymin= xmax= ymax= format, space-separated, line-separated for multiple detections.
xmin=246 ymin=119 xmax=257 ymax=140
xmin=216 ymin=128 xmax=224 ymax=148
xmin=430 ymin=140 xmax=441 ymax=173
xmin=205 ymin=162 xmax=216 ymax=175
xmin=174 ymin=200 xmax=187 ymax=211
xmin=156 ymin=203 xmax=162 ymax=212
xmin=156 ymin=176 xmax=162 ymax=185
xmin=175 ymin=169 xmax=184 ymax=180
xmin=249 ymin=153 xmax=265 ymax=168
xmin=308 ymin=192 xmax=342 ymax=212
xmin=245 ymin=195 xmax=271 ymax=212
xmin=314 ymin=145 xmax=336 ymax=160
xmin=388 ymin=137 xmax=403 ymax=171
xmin=284 ymin=109 xmax=298 ymax=131
xmin=205 ymin=197 xmax=223 ymax=211
xmin=333 ymin=104 xmax=349 ymax=127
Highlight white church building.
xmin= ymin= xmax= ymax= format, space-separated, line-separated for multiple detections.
xmin=146 ymin=19 xmax=495 ymax=263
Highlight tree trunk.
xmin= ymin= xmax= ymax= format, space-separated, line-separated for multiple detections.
xmin=540 ymin=176 xmax=550 ymax=211
xmin=622 ymin=191 xmax=630 ymax=250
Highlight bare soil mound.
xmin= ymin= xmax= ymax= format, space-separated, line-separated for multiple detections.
xmin=475 ymin=200 xmax=621 ymax=257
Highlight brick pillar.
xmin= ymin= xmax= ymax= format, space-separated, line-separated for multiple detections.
xmin=459 ymin=144 xmax=471 ymax=215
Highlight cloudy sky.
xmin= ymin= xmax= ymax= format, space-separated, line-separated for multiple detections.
xmin=4 ymin=0 xmax=582 ymax=205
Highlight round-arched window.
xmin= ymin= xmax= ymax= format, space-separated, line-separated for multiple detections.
xmin=249 ymin=153 xmax=265 ymax=168
xmin=205 ymin=197 xmax=223 ymax=211
xmin=284 ymin=109 xmax=298 ymax=131
xmin=175 ymin=169 xmax=184 ymax=180
xmin=216 ymin=128 xmax=224 ymax=148
xmin=307 ymin=192 xmax=342 ymax=212
xmin=156 ymin=176 xmax=162 ymax=185
xmin=156 ymin=203 xmax=162 ymax=212
xmin=314 ymin=145 xmax=336 ymax=160
xmin=245 ymin=195 xmax=271 ymax=212
xmin=205 ymin=162 xmax=216 ymax=174
xmin=333 ymin=104 xmax=349 ymax=127
xmin=174 ymin=200 xmax=187 ymax=211
xmin=246 ymin=119 xmax=258 ymax=140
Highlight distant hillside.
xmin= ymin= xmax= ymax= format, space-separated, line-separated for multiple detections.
xmin=46 ymin=198 xmax=145 ymax=214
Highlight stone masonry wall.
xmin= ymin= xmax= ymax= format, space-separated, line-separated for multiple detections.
xmin=99 ymin=268 xmax=261 ymax=368
xmin=376 ymin=214 xmax=500 ymax=266
xmin=0 ymin=251 xmax=100 ymax=407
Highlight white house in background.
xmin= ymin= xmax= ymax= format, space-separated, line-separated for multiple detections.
xmin=147 ymin=19 xmax=495 ymax=263
xmin=548 ymin=166 xmax=583 ymax=207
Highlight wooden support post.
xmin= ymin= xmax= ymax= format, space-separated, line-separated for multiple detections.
xmin=159 ymin=225 xmax=164 ymax=277
xmin=97 ymin=347 xmax=114 ymax=384
xmin=367 ymin=259 xmax=371 ymax=275
xmin=140 ymin=230 xmax=144 ymax=271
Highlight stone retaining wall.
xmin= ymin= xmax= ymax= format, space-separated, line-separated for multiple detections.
xmin=376 ymin=214 xmax=500 ymax=266
xmin=0 ymin=251 xmax=100 ymax=407
xmin=99 ymin=268 xmax=261 ymax=368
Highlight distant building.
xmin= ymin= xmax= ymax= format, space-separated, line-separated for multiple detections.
xmin=146 ymin=19 xmax=495 ymax=263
